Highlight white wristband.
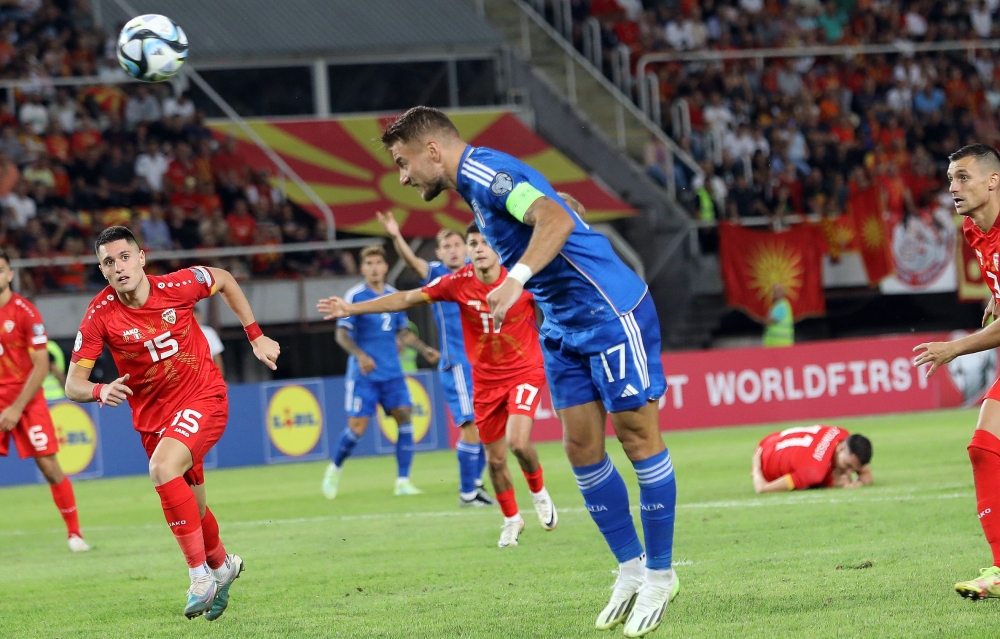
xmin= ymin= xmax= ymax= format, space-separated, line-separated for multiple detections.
xmin=508 ymin=263 xmax=533 ymax=285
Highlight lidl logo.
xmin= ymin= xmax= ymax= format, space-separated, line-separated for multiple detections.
xmin=52 ymin=403 xmax=96 ymax=475
xmin=267 ymin=385 xmax=323 ymax=457
xmin=378 ymin=377 xmax=432 ymax=444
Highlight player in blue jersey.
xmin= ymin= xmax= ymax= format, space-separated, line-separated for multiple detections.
xmin=381 ymin=108 xmax=677 ymax=638
xmin=376 ymin=211 xmax=494 ymax=507
xmin=322 ymin=245 xmax=440 ymax=499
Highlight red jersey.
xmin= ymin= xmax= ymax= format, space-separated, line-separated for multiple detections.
xmin=422 ymin=264 xmax=543 ymax=386
xmin=964 ymin=215 xmax=1000 ymax=299
xmin=759 ymin=425 xmax=849 ymax=490
xmin=0 ymin=294 xmax=48 ymax=389
xmin=70 ymin=266 xmax=226 ymax=433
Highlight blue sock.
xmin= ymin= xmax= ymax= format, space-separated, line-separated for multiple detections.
xmin=476 ymin=443 xmax=487 ymax=483
xmin=633 ymin=449 xmax=677 ymax=570
xmin=333 ymin=427 xmax=360 ymax=467
xmin=456 ymin=441 xmax=479 ymax=494
xmin=573 ymin=455 xmax=644 ymax=563
xmin=396 ymin=422 xmax=414 ymax=479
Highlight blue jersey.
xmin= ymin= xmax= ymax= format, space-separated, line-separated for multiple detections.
xmin=423 ymin=261 xmax=470 ymax=372
xmin=337 ymin=283 xmax=408 ymax=382
xmin=456 ymin=146 xmax=647 ymax=337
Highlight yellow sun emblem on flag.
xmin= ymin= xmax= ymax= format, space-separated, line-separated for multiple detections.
xmin=831 ymin=223 xmax=854 ymax=248
xmin=748 ymin=240 xmax=804 ymax=302
xmin=861 ymin=216 xmax=885 ymax=249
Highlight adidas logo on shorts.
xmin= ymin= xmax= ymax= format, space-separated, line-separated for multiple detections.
xmin=620 ymin=384 xmax=639 ymax=398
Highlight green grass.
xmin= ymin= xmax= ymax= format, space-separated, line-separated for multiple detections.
xmin=0 ymin=409 xmax=994 ymax=638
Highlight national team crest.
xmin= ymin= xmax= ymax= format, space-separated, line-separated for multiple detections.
xmin=162 ymin=309 xmax=177 ymax=325
xmin=3 ymin=320 xmax=14 ymax=333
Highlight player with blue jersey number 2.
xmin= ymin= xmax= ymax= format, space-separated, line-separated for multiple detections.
xmin=380 ymin=107 xmax=677 ymax=638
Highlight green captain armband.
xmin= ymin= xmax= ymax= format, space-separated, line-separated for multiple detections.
xmin=505 ymin=182 xmax=546 ymax=222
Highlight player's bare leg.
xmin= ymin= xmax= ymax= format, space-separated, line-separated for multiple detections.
xmin=35 ymin=454 xmax=89 ymax=552
xmin=458 ymin=421 xmax=493 ymax=506
xmin=611 ymin=402 xmax=678 ymax=638
xmin=149 ymin=438 xmax=217 ymax=618
xmin=324 ymin=416 xmax=370 ymax=499
xmin=485 ymin=439 xmax=524 ymax=547
xmin=957 ymin=399 xmax=1000 ymax=599
xmin=389 ymin=406 xmax=421 ymax=495
xmin=508 ymin=415 xmax=556 ymax=530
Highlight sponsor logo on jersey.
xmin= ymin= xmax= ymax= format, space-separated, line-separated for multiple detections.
xmin=73 ymin=331 xmax=83 ymax=352
xmin=466 ymin=300 xmax=482 ymax=310
xmin=32 ymin=323 xmax=44 ymax=336
xmin=267 ymin=385 xmax=323 ymax=457
xmin=122 ymin=327 xmax=142 ymax=342
xmin=52 ymin=403 xmax=97 ymax=476
xmin=981 ymin=508 xmax=992 ymax=519
xmin=490 ymin=172 xmax=513 ymax=196
xmin=378 ymin=376 xmax=432 ymax=444
xmin=158 ymin=282 xmax=166 ymax=289
xmin=167 ymin=520 xmax=186 ymax=527
xmin=3 ymin=320 xmax=13 ymax=333
xmin=162 ymin=309 xmax=177 ymax=325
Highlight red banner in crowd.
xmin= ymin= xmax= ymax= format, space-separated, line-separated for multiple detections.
xmin=718 ymin=222 xmax=825 ymax=322
xmin=445 ymin=333 xmax=981 ymax=446
xmin=847 ymin=186 xmax=894 ymax=284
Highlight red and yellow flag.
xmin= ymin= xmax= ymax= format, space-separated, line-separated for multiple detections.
xmin=718 ymin=222 xmax=825 ymax=322
xmin=847 ymin=186 xmax=894 ymax=284
xmin=208 ymin=111 xmax=634 ymax=237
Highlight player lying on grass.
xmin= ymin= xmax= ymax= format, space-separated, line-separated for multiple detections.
xmin=319 ymin=224 xmax=558 ymax=547
xmin=751 ymin=425 xmax=873 ymax=493
xmin=0 ymin=249 xmax=90 ymax=552
xmin=913 ymin=143 xmax=1000 ymax=601
xmin=64 ymin=226 xmax=281 ymax=620
xmin=321 ymin=245 xmax=439 ymax=499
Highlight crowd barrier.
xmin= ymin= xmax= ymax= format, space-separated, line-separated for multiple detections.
xmin=1 ymin=334 xmax=984 ymax=487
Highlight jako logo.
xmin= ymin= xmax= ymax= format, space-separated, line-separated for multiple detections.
xmin=641 ymin=503 xmax=664 ymax=511
xmin=167 ymin=520 xmax=187 ymax=527
xmin=981 ymin=508 xmax=992 ymax=519
xmin=586 ymin=505 xmax=608 ymax=512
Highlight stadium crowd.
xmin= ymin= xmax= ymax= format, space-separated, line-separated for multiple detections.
xmin=0 ymin=0 xmax=356 ymax=294
xmin=562 ymin=0 xmax=996 ymax=234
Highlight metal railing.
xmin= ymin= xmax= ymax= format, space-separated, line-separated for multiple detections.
xmin=550 ymin=0 xmax=573 ymax=41
xmin=611 ymin=45 xmax=632 ymax=96
xmin=582 ymin=16 xmax=602 ymax=68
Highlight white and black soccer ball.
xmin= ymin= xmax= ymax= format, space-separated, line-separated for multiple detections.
xmin=117 ymin=14 xmax=188 ymax=82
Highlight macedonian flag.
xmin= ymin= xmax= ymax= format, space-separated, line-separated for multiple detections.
xmin=208 ymin=111 xmax=634 ymax=237
xmin=718 ymin=222 xmax=825 ymax=322
xmin=847 ymin=185 xmax=894 ymax=285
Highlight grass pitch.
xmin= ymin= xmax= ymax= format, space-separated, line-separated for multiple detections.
xmin=0 ymin=409 xmax=994 ymax=638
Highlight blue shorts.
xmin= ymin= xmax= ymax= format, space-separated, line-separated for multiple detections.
xmin=541 ymin=292 xmax=666 ymax=412
xmin=439 ymin=363 xmax=475 ymax=425
xmin=344 ymin=376 xmax=412 ymax=418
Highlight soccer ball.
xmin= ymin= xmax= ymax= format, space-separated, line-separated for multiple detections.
xmin=117 ymin=14 xmax=188 ymax=82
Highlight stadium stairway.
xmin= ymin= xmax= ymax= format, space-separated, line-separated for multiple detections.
xmin=472 ymin=0 xmax=723 ymax=350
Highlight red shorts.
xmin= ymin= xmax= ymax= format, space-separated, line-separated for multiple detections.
xmin=140 ymin=395 xmax=228 ymax=486
xmin=474 ymin=373 xmax=546 ymax=445
xmin=0 ymin=389 xmax=58 ymax=459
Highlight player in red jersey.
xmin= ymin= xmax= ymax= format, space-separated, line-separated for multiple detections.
xmin=914 ymin=143 xmax=1000 ymax=600
xmin=318 ymin=223 xmax=557 ymax=548
xmin=63 ymin=226 xmax=280 ymax=620
xmin=0 ymin=249 xmax=90 ymax=552
xmin=751 ymin=425 xmax=873 ymax=493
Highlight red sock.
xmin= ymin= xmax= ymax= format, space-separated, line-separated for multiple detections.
xmin=201 ymin=507 xmax=227 ymax=570
xmin=969 ymin=430 xmax=1000 ymax=567
xmin=523 ymin=466 xmax=545 ymax=494
xmin=154 ymin=477 xmax=206 ymax=568
xmin=49 ymin=477 xmax=81 ymax=538
xmin=495 ymin=488 xmax=519 ymax=518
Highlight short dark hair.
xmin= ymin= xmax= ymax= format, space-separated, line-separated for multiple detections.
xmin=380 ymin=106 xmax=460 ymax=150
xmin=465 ymin=222 xmax=482 ymax=237
xmin=94 ymin=226 xmax=139 ymax=254
xmin=0 ymin=248 xmax=9 ymax=266
xmin=360 ymin=245 xmax=387 ymax=262
xmin=949 ymin=144 xmax=1000 ymax=171
xmin=846 ymin=434 xmax=872 ymax=466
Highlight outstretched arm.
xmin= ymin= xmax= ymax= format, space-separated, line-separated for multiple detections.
xmin=486 ymin=196 xmax=576 ymax=323
xmin=377 ymin=210 xmax=429 ymax=280
xmin=65 ymin=363 xmax=132 ymax=407
xmin=209 ymin=267 xmax=280 ymax=371
xmin=0 ymin=349 xmax=53 ymax=431
xmin=914 ymin=316 xmax=1000 ymax=376
xmin=317 ymin=289 xmax=431 ymax=320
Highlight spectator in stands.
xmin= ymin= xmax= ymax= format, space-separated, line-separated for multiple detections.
xmin=764 ymin=283 xmax=793 ymax=347
xmin=48 ymin=88 xmax=79 ymax=133
xmin=0 ymin=125 xmax=25 ymax=165
xmin=22 ymin=154 xmax=54 ymax=189
xmin=163 ymin=91 xmax=195 ymax=122
xmin=70 ymin=145 xmax=104 ymax=209
xmin=140 ymin=203 xmax=172 ymax=251
xmin=18 ymin=93 xmax=48 ymax=136
xmin=125 ymin=84 xmax=162 ymax=128
xmin=135 ymin=139 xmax=168 ymax=195
xmin=100 ymin=144 xmax=137 ymax=206
xmin=643 ymin=135 xmax=670 ymax=187
xmin=164 ymin=141 xmax=196 ymax=192
xmin=54 ymin=234 xmax=88 ymax=293
xmin=167 ymin=204 xmax=200 ymax=250
xmin=226 ymin=198 xmax=257 ymax=246
xmin=0 ymin=151 xmax=20 ymax=199
xmin=3 ymin=179 xmax=36 ymax=228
